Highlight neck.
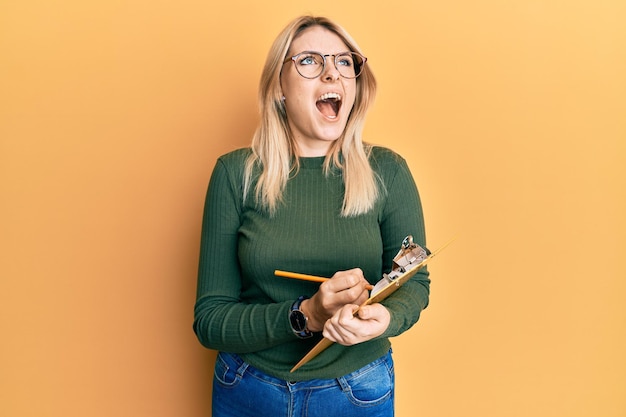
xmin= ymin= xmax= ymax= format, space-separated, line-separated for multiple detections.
xmin=293 ymin=138 xmax=335 ymax=157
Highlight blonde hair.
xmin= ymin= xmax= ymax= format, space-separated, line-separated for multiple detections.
xmin=244 ymin=16 xmax=379 ymax=217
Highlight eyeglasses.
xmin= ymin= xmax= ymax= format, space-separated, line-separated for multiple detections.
xmin=284 ymin=51 xmax=367 ymax=79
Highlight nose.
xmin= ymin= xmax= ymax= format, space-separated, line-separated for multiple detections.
xmin=321 ymin=55 xmax=340 ymax=81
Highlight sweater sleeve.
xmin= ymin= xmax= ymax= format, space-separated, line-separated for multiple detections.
xmin=375 ymin=150 xmax=430 ymax=338
xmin=193 ymin=153 xmax=295 ymax=352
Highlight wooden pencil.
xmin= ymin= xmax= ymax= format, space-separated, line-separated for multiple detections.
xmin=274 ymin=270 xmax=374 ymax=290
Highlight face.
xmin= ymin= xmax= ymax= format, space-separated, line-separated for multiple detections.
xmin=280 ymin=26 xmax=357 ymax=157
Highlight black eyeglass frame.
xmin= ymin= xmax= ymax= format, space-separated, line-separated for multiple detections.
xmin=283 ymin=51 xmax=368 ymax=79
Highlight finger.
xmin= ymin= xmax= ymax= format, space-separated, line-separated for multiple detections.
xmin=357 ymin=304 xmax=385 ymax=321
xmin=344 ymin=267 xmax=365 ymax=280
xmin=329 ymin=268 xmax=364 ymax=290
xmin=338 ymin=304 xmax=361 ymax=326
xmin=324 ymin=318 xmax=358 ymax=346
xmin=356 ymin=305 xmax=371 ymax=320
xmin=354 ymin=289 xmax=369 ymax=306
xmin=323 ymin=319 xmax=344 ymax=343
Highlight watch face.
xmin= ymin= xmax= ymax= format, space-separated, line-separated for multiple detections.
xmin=290 ymin=310 xmax=307 ymax=332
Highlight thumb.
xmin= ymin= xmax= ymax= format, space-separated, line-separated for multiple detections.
xmin=356 ymin=305 xmax=372 ymax=320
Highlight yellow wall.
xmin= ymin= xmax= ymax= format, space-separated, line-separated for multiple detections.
xmin=1 ymin=1 xmax=624 ymax=416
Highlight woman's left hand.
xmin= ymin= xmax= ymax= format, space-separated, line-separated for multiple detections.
xmin=322 ymin=303 xmax=391 ymax=346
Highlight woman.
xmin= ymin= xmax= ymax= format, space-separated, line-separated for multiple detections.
xmin=194 ymin=15 xmax=430 ymax=417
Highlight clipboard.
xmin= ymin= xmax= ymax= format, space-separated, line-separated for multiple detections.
xmin=290 ymin=236 xmax=454 ymax=372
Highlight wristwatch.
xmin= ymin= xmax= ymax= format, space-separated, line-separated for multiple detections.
xmin=289 ymin=296 xmax=313 ymax=339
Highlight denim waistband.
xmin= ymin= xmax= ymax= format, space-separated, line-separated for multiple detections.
xmin=217 ymin=348 xmax=393 ymax=390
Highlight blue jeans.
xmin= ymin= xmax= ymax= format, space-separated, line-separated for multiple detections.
xmin=212 ymin=350 xmax=395 ymax=417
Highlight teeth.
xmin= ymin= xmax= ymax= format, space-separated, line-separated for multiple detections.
xmin=318 ymin=92 xmax=341 ymax=101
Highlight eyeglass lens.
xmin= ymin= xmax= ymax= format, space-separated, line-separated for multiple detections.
xmin=293 ymin=52 xmax=365 ymax=79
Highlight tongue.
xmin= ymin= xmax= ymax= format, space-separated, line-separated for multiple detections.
xmin=316 ymin=99 xmax=338 ymax=118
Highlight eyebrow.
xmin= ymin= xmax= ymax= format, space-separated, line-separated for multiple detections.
xmin=289 ymin=50 xmax=352 ymax=56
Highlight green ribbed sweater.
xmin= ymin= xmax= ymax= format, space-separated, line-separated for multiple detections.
xmin=193 ymin=146 xmax=430 ymax=381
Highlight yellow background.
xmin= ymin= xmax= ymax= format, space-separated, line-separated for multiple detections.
xmin=1 ymin=1 xmax=625 ymax=416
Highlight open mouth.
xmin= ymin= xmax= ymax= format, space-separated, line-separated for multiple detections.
xmin=316 ymin=92 xmax=342 ymax=119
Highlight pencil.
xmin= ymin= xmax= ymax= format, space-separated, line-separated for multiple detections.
xmin=274 ymin=270 xmax=374 ymax=290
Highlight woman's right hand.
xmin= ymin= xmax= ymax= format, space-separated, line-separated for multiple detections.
xmin=300 ymin=268 xmax=370 ymax=332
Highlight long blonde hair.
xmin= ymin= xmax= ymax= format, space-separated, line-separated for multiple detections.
xmin=244 ymin=15 xmax=379 ymax=217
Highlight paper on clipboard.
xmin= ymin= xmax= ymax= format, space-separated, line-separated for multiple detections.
xmin=290 ymin=236 xmax=454 ymax=372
